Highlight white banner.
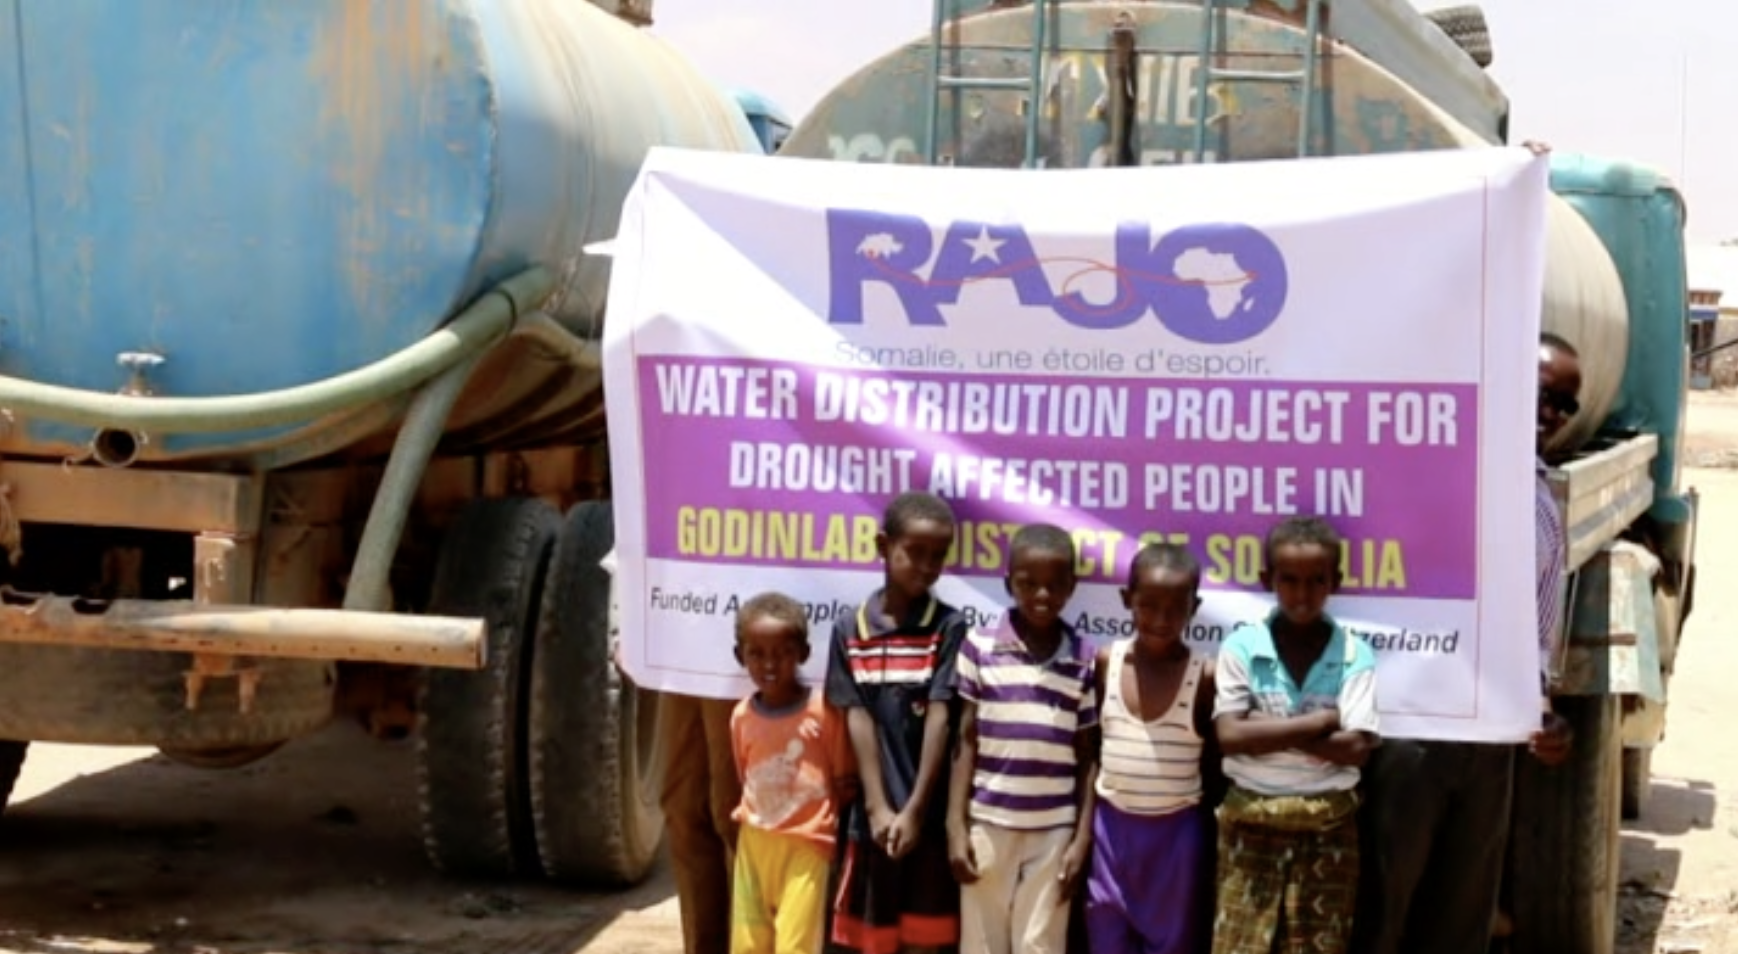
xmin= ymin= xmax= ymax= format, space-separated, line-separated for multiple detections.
xmin=602 ymin=146 xmax=1549 ymax=743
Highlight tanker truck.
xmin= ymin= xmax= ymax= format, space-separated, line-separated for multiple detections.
xmin=779 ymin=2 xmax=1696 ymax=952
xmin=0 ymin=0 xmax=790 ymax=888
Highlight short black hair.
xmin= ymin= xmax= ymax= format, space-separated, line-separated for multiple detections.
xmin=734 ymin=591 xmax=809 ymax=647
xmin=1541 ymin=331 xmax=1579 ymax=358
xmin=1127 ymin=542 xmax=1202 ymax=591
xmin=1010 ymin=523 xmax=1075 ymax=568
xmin=882 ymin=491 xmax=957 ymax=538
xmin=1264 ymin=516 xmax=1344 ymax=569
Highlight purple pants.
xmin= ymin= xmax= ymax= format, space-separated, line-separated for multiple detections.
xmin=1085 ymin=800 xmax=1211 ymax=954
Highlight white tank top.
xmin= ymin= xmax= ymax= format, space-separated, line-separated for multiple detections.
xmin=1094 ymin=641 xmax=1205 ymax=815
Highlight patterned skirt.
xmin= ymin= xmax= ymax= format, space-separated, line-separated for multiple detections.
xmin=1210 ymin=786 xmax=1360 ymax=954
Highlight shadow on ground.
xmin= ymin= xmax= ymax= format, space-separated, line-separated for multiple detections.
xmin=0 ymin=723 xmax=673 ymax=954
xmin=1617 ymin=776 xmax=1718 ymax=954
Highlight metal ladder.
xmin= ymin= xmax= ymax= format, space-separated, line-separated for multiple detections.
xmin=924 ymin=0 xmax=1051 ymax=168
xmin=1191 ymin=0 xmax=1328 ymax=162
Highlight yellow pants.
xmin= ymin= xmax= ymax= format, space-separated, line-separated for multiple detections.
xmin=731 ymin=825 xmax=832 ymax=954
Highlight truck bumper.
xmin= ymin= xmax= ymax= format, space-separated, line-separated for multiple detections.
xmin=0 ymin=588 xmax=486 ymax=670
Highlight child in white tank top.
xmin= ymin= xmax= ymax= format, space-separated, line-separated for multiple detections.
xmin=1083 ymin=544 xmax=1219 ymax=954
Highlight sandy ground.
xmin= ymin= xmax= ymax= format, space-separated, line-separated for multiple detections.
xmin=2 ymin=394 xmax=1738 ymax=954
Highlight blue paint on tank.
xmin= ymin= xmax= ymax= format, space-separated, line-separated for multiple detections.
xmin=0 ymin=0 xmax=761 ymax=459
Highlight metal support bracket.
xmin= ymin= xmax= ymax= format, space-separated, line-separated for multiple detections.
xmin=184 ymin=532 xmax=262 ymax=714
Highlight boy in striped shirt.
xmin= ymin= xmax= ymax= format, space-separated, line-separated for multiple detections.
xmin=947 ymin=524 xmax=1098 ymax=954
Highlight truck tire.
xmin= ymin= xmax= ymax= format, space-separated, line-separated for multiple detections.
xmin=1425 ymin=5 xmax=1494 ymax=68
xmin=1508 ymin=695 xmax=1623 ymax=954
xmin=0 ymin=741 xmax=25 ymax=811
xmin=1621 ymin=747 xmax=1651 ymax=820
xmin=157 ymin=742 xmax=286 ymax=770
xmin=528 ymin=500 xmax=665 ymax=886
xmin=416 ymin=497 xmax=559 ymax=879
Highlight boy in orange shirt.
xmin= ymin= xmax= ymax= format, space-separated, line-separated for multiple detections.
xmin=730 ymin=591 xmax=857 ymax=954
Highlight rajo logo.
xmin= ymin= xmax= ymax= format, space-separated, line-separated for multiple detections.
xmin=826 ymin=209 xmax=1290 ymax=345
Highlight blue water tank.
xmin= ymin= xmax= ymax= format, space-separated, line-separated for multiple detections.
xmin=0 ymin=0 xmax=761 ymax=461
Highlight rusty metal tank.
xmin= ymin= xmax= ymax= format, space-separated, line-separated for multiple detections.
xmin=0 ymin=0 xmax=759 ymax=463
xmin=782 ymin=0 xmax=1629 ymax=453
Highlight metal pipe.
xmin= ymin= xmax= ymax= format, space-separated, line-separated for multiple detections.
xmin=1297 ymin=0 xmax=1323 ymax=157
xmin=1024 ymin=0 xmax=1048 ymax=168
xmin=1692 ymin=337 xmax=1738 ymax=361
xmin=0 ymin=589 xmax=484 ymax=669
xmin=926 ymin=0 xmax=948 ymax=164
xmin=90 ymin=428 xmax=143 ymax=468
xmin=1192 ymin=0 xmax=1217 ymax=162
xmin=0 ymin=268 xmax=554 ymax=435
xmin=1107 ymin=15 xmax=1137 ymax=168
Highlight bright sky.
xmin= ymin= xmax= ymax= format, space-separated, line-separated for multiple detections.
xmin=650 ymin=0 xmax=1737 ymax=244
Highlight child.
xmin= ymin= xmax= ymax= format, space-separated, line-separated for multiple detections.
xmin=948 ymin=524 xmax=1098 ymax=954
xmin=826 ymin=491 xmax=970 ymax=954
xmin=729 ymin=592 xmax=855 ymax=954
xmin=1086 ymin=543 xmax=1220 ymax=954
xmin=1211 ymin=517 xmax=1379 ymax=954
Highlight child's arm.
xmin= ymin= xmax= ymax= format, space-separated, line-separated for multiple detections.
xmin=885 ymin=703 xmax=948 ymax=859
xmin=1216 ymin=708 xmax=1339 ymax=755
xmin=847 ymin=709 xmax=896 ymax=840
xmin=1212 ymin=637 xmax=1338 ymax=755
xmin=945 ymin=700 xmax=981 ymax=884
xmin=1194 ymin=659 xmax=1231 ymax=808
xmin=1059 ymin=662 xmax=1101 ymax=900
xmin=825 ymin=703 xmax=861 ymax=809
xmin=888 ymin=619 xmax=971 ymax=858
xmin=1299 ymin=640 xmax=1380 ymax=767
xmin=824 ymin=618 xmax=897 ymax=843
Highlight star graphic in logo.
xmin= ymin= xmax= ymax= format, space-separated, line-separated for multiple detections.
xmin=963 ymin=226 xmax=1005 ymax=263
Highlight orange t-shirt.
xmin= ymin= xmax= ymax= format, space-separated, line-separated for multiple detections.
xmin=730 ymin=687 xmax=854 ymax=848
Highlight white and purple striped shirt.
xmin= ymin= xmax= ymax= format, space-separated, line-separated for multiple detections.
xmin=1536 ymin=459 xmax=1568 ymax=693
xmin=956 ymin=617 xmax=1098 ymax=832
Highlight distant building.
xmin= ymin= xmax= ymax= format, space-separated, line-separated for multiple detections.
xmin=1687 ymin=246 xmax=1738 ymax=389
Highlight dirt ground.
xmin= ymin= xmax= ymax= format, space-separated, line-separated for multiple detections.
xmin=3 ymin=395 xmax=1738 ymax=954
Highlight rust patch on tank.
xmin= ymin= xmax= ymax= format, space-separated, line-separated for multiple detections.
xmin=306 ymin=2 xmax=446 ymax=334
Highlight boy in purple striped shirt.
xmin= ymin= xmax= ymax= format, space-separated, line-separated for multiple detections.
xmin=946 ymin=524 xmax=1099 ymax=954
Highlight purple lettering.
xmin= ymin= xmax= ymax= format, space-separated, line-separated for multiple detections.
xmin=1051 ymin=223 xmax=1154 ymax=330
xmin=928 ymin=222 xmax=1056 ymax=308
xmin=826 ymin=209 xmax=947 ymax=326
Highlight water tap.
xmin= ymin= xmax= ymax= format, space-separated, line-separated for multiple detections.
xmin=116 ymin=351 xmax=166 ymax=396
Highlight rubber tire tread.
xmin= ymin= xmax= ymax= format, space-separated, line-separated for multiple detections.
xmin=1425 ymin=4 xmax=1494 ymax=67
xmin=1507 ymin=694 xmax=1622 ymax=954
xmin=415 ymin=497 xmax=559 ymax=879
xmin=0 ymin=741 xmax=25 ymax=812
xmin=528 ymin=500 xmax=665 ymax=886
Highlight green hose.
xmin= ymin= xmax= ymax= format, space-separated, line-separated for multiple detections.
xmin=0 ymin=268 xmax=555 ymax=434
xmin=342 ymin=350 xmax=490 ymax=613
